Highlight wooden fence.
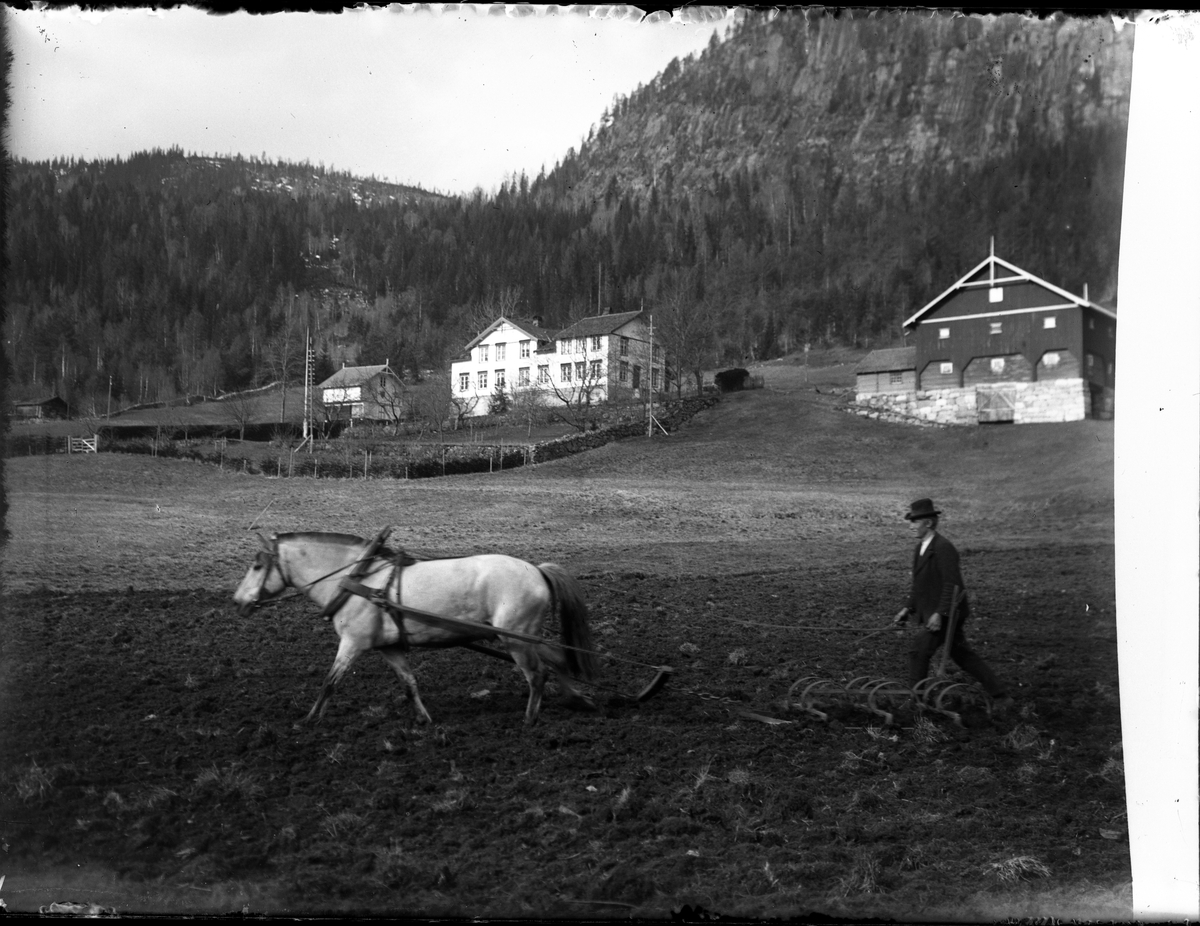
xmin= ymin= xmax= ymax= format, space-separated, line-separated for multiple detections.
xmin=68 ymin=435 xmax=99 ymax=454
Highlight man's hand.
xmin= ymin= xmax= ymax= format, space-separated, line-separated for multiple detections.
xmin=892 ymin=608 xmax=909 ymax=626
xmin=927 ymin=612 xmax=942 ymax=632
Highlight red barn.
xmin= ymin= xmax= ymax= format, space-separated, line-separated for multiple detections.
xmin=863 ymin=248 xmax=1116 ymax=425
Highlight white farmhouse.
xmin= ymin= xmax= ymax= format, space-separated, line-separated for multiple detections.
xmin=449 ymin=310 xmax=667 ymax=418
xmin=449 ymin=317 xmax=558 ymax=417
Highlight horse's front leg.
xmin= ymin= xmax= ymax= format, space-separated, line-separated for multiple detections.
xmin=306 ymin=633 xmax=369 ymax=723
xmin=377 ymin=645 xmax=433 ymax=725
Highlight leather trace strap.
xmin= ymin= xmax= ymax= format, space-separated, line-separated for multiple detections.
xmin=321 ymin=526 xmax=393 ymax=621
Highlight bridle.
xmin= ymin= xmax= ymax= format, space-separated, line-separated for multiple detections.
xmin=242 ymin=533 xmax=388 ymax=614
xmin=245 ymin=535 xmax=293 ymax=612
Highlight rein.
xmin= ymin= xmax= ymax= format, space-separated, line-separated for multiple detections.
xmin=249 ymin=539 xmax=389 ymax=611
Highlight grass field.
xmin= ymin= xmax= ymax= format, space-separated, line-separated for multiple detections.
xmin=0 ymin=358 xmax=1124 ymax=918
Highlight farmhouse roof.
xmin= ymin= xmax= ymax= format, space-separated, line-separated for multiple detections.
xmin=903 ymin=250 xmax=1118 ymax=330
xmin=461 ymin=316 xmax=556 ymax=353
xmin=318 ymin=364 xmax=398 ymax=389
xmin=855 ymin=347 xmax=916 ymax=374
xmin=555 ymin=310 xmax=645 ymax=340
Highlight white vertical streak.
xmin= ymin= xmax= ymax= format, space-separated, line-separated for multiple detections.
xmin=1114 ymin=13 xmax=1200 ymax=920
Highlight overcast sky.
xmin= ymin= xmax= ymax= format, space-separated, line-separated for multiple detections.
xmin=6 ymin=5 xmax=732 ymax=195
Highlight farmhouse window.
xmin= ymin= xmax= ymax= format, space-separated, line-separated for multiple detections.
xmin=479 ymin=345 xmax=489 ymax=362
xmin=1043 ymin=352 xmax=1061 ymax=368
xmin=938 ymin=327 xmax=950 ymax=340
xmin=632 ymin=365 xmax=641 ymax=389
xmin=458 ymin=372 xmax=469 ymax=392
xmin=1043 ymin=316 xmax=1057 ymax=329
xmin=889 ymin=371 xmax=903 ymax=385
xmin=620 ymin=337 xmax=630 ymax=356
xmin=537 ymin=365 xmax=549 ymax=384
xmin=578 ymin=338 xmax=587 ymax=355
xmin=990 ymin=358 xmax=1006 ymax=374
xmin=591 ymin=335 xmax=601 ymax=351
xmin=652 ymin=368 xmax=660 ymax=389
xmin=989 ymin=288 xmax=1004 ymax=303
xmin=653 ymin=345 xmax=662 ymax=363
xmin=496 ymin=343 xmax=506 ymax=361
xmin=590 ymin=360 xmax=602 ymax=379
xmin=940 ymin=362 xmax=954 ymax=375
xmin=989 ymin=322 xmax=1002 ymax=335
xmin=495 ymin=370 xmax=505 ymax=389
xmin=560 ymin=363 xmax=572 ymax=382
xmin=619 ymin=360 xmax=629 ymax=383
xmin=558 ymin=340 xmax=567 ymax=355
xmin=478 ymin=371 xmax=488 ymax=389
xmin=575 ymin=361 xmax=586 ymax=381
xmin=519 ymin=340 xmax=531 ymax=358
xmin=518 ymin=367 xmax=530 ymax=386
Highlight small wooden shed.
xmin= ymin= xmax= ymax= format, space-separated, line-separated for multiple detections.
xmin=13 ymin=395 xmax=70 ymax=419
xmin=854 ymin=347 xmax=917 ymax=395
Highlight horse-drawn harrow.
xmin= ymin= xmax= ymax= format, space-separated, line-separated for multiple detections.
xmin=784 ymin=674 xmax=994 ymax=726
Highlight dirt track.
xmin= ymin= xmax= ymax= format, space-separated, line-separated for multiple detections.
xmin=2 ymin=541 xmax=1128 ymax=918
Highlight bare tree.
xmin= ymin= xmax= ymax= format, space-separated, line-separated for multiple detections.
xmin=366 ymin=373 xmax=407 ymax=434
xmin=407 ymin=375 xmax=457 ymax=439
xmin=464 ymin=285 xmax=525 ymax=339
xmin=224 ymin=390 xmax=257 ymax=442
xmin=655 ymin=270 xmax=720 ymax=397
xmin=544 ymin=350 xmax=607 ymax=432
xmin=509 ymin=383 xmax=549 ymax=438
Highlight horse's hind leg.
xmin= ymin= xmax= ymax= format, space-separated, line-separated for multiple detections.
xmin=307 ymin=634 xmax=368 ymax=722
xmin=536 ymin=643 xmax=596 ymax=712
xmin=377 ymin=645 xmax=433 ymax=725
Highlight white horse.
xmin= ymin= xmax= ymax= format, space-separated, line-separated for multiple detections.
xmin=232 ymin=532 xmax=597 ymax=725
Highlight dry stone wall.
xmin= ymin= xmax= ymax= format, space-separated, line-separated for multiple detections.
xmin=852 ymin=378 xmax=1089 ymax=426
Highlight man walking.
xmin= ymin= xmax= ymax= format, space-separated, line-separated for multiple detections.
xmin=893 ymin=498 xmax=1013 ymax=710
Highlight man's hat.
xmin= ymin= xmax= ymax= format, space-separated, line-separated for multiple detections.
xmin=905 ymin=498 xmax=941 ymax=521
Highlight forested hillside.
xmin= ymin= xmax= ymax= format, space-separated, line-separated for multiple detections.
xmin=5 ymin=10 xmax=1131 ymax=417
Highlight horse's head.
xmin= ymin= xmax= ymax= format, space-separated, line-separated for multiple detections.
xmin=232 ymin=533 xmax=290 ymax=616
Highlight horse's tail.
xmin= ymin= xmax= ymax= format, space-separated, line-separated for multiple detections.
xmin=537 ymin=563 xmax=596 ymax=680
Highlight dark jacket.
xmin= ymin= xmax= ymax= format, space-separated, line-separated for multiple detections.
xmin=908 ymin=532 xmax=970 ymax=625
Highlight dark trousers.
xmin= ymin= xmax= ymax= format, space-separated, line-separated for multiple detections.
xmin=908 ymin=623 xmax=1006 ymax=697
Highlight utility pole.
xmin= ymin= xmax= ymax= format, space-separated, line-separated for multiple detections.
xmin=107 ymin=375 xmax=112 ymax=419
xmin=300 ymin=327 xmax=315 ymax=452
xmin=646 ymin=312 xmax=666 ymax=438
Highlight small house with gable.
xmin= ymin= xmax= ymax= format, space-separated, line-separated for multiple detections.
xmin=317 ymin=363 xmax=404 ymax=423
xmin=856 ymin=246 xmax=1116 ymax=425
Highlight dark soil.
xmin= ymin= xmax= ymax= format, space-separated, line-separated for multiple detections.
xmin=0 ymin=544 xmax=1128 ymax=918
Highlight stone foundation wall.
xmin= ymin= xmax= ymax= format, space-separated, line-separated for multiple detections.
xmin=852 ymin=378 xmax=1088 ymax=426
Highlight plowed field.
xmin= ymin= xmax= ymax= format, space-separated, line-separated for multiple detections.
xmin=0 ymin=383 xmax=1129 ymax=918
